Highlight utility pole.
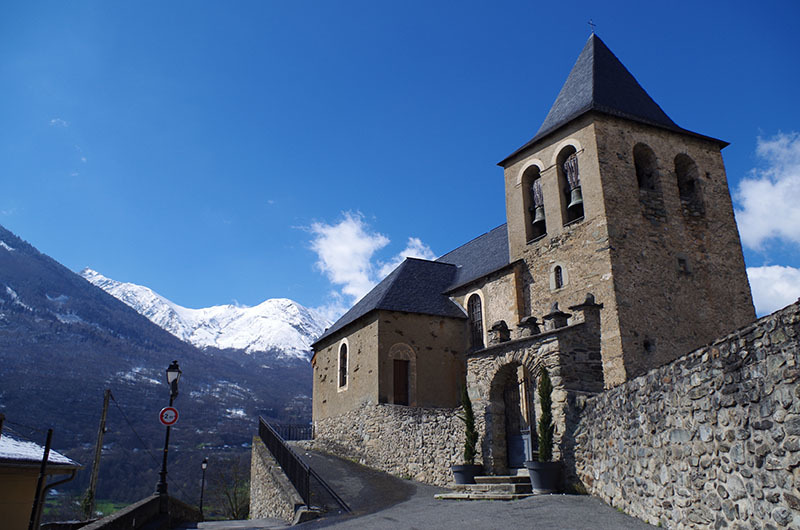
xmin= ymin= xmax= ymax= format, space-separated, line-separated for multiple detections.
xmin=85 ymin=389 xmax=111 ymax=519
xmin=29 ymin=428 xmax=53 ymax=530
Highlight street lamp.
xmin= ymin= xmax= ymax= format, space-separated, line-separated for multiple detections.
xmin=155 ymin=360 xmax=181 ymax=511
xmin=199 ymin=457 xmax=208 ymax=520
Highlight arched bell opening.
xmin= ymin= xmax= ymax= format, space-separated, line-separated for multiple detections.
xmin=522 ymin=165 xmax=547 ymax=241
xmin=556 ymin=146 xmax=584 ymax=225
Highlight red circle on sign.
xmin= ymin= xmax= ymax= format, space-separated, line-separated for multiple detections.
xmin=159 ymin=407 xmax=179 ymax=426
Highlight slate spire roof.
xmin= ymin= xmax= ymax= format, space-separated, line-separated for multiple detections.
xmin=500 ymin=34 xmax=725 ymax=166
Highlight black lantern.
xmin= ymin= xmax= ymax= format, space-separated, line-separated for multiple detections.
xmin=166 ymin=360 xmax=182 ymax=400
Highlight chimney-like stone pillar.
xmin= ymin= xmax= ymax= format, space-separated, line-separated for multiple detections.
xmin=516 ymin=316 xmax=541 ymax=338
xmin=568 ymin=293 xmax=604 ymax=329
xmin=542 ymin=302 xmax=571 ymax=331
xmin=488 ymin=320 xmax=511 ymax=344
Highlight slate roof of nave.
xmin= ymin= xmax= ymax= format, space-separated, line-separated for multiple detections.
xmin=436 ymin=223 xmax=509 ymax=291
xmin=499 ymin=34 xmax=726 ymax=166
xmin=312 ymin=224 xmax=509 ymax=348
xmin=313 ymin=258 xmax=466 ymax=346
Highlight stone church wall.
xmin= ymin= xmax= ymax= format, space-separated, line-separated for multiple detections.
xmin=377 ymin=311 xmax=467 ymax=408
xmin=449 ymin=266 xmax=521 ymax=347
xmin=313 ymin=403 xmax=464 ymax=486
xmin=594 ymin=115 xmax=755 ymax=382
xmin=574 ymin=301 xmax=800 ymax=529
xmin=312 ymin=315 xmax=380 ymax=421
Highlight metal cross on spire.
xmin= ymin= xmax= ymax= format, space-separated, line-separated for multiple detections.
xmin=588 ymin=19 xmax=596 ymax=34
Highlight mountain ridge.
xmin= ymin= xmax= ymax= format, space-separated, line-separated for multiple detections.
xmin=80 ymin=268 xmax=328 ymax=360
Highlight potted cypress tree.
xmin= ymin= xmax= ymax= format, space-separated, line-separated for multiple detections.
xmin=451 ymin=385 xmax=482 ymax=484
xmin=525 ymin=366 xmax=561 ymax=493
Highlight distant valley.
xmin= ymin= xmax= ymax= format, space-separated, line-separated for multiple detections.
xmin=0 ymin=223 xmax=329 ymax=510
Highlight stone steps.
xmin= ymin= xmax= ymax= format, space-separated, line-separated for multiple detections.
xmin=475 ymin=475 xmax=530 ymax=485
xmin=435 ymin=475 xmax=534 ymax=501
xmin=434 ymin=492 xmax=534 ymax=501
xmin=450 ymin=483 xmax=532 ymax=494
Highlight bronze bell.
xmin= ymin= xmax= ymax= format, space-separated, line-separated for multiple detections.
xmin=532 ymin=205 xmax=545 ymax=225
xmin=567 ymin=186 xmax=583 ymax=210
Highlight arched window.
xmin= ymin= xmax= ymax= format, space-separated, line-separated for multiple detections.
xmin=556 ymin=146 xmax=584 ymax=224
xmin=338 ymin=343 xmax=348 ymax=389
xmin=633 ymin=143 xmax=659 ymax=191
xmin=467 ymin=294 xmax=484 ymax=350
xmin=675 ymin=154 xmax=704 ymax=215
xmin=522 ymin=165 xmax=546 ymax=241
xmin=549 ymin=262 xmax=568 ymax=291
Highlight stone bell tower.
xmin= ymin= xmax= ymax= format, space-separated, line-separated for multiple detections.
xmin=499 ymin=35 xmax=754 ymax=386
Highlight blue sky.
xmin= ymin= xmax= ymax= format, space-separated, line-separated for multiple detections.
xmin=1 ymin=1 xmax=799 ymax=319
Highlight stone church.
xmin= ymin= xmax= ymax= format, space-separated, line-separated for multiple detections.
xmin=309 ymin=34 xmax=755 ymax=479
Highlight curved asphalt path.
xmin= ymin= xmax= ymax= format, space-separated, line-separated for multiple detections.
xmin=293 ymin=448 xmax=655 ymax=529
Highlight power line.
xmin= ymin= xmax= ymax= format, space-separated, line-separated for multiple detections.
xmin=107 ymin=391 xmax=196 ymax=503
xmin=108 ymin=391 xmax=160 ymax=468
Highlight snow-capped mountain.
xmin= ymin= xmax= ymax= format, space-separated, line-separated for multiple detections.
xmin=1 ymin=222 xmax=315 ymax=503
xmin=80 ymin=268 xmax=330 ymax=360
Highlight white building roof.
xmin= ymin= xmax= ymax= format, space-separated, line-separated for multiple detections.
xmin=0 ymin=432 xmax=80 ymax=467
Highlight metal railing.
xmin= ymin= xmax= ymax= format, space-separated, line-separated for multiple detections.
xmin=257 ymin=417 xmax=350 ymax=513
xmin=273 ymin=423 xmax=313 ymax=441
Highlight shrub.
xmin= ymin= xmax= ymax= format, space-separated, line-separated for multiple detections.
xmin=537 ymin=367 xmax=554 ymax=463
xmin=458 ymin=386 xmax=478 ymax=465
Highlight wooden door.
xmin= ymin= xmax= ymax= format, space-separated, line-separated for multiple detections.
xmin=393 ymin=359 xmax=409 ymax=405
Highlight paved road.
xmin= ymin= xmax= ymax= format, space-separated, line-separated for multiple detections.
xmin=292 ymin=448 xmax=654 ymax=529
xmin=299 ymin=481 xmax=655 ymax=529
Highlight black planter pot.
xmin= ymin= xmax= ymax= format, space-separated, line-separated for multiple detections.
xmin=451 ymin=464 xmax=482 ymax=484
xmin=524 ymin=460 xmax=561 ymax=493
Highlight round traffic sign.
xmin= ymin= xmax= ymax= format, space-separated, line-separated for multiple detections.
xmin=159 ymin=407 xmax=179 ymax=426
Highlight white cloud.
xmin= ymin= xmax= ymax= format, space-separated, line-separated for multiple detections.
xmin=49 ymin=118 xmax=69 ymax=127
xmin=377 ymin=237 xmax=436 ymax=278
xmin=309 ymin=212 xmax=389 ymax=302
xmin=309 ymin=212 xmax=436 ymax=320
xmin=747 ymin=265 xmax=800 ymax=316
xmin=313 ymin=291 xmax=350 ymax=324
xmin=735 ymin=132 xmax=800 ymax=250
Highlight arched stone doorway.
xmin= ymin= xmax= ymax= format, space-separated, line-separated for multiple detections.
xmin=487 ymin=362 xmax=535 ymax=473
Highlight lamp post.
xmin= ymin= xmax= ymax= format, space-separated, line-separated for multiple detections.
xmin=155 ymin=360 xmax=181 ymax=511
xmin=199 ymin=457 xmax=208 ymax=520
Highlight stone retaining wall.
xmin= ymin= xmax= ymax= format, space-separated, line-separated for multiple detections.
xmin=574 ymin=301 xmax=800 ymax=528
xmin=313 ymin=403 xmax=464 ymax=486
xmin=249 ymin=437 xmax=304 ymax=522
xmin=80 ymin=495 xmax=201 ymax=530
